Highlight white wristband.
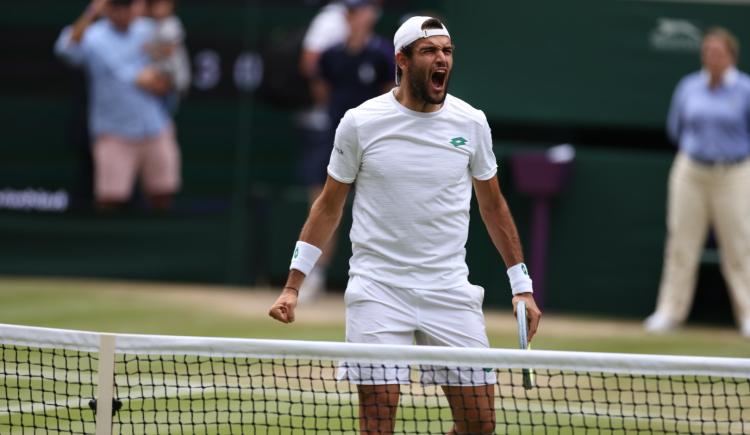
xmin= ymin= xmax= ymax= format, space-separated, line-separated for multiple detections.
xmin=289 ymin=241 xmax=323 ymax=276
xmin=507 ymin=263 xmax=533 ymax=295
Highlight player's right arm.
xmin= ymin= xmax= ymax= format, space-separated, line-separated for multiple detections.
xmin=268 ymin=177 xmax=351 ymax=324
xmin=269 ymin=111 xmax=360 ymax=324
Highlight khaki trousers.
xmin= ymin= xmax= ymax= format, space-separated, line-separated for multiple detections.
xmin=653 ymin=152 xmax=750 ymax=325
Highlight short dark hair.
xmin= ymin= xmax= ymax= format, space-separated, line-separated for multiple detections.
xmin=396 ymin=18 xmax=446 ymax=84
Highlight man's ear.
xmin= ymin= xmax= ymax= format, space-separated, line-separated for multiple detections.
xmin=395 ymin=51 xmax=409 ymax=73
xmin=396 ymin=51 xmax=409 ymax=82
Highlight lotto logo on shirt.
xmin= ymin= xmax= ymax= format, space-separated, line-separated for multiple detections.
xmin=450 ymin=137 xmax=468 ymax=147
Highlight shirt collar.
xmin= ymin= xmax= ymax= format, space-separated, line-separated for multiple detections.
xmin=700 ymin=66 xmax=739 ymax=87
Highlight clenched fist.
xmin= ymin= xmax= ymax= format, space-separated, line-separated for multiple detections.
xmin=268 ymin=287 xmax=299 ymax=323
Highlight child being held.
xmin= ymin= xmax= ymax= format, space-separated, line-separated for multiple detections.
xmin=145 ymin=0 xmax=190 ymax=111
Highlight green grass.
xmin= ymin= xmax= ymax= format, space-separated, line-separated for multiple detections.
xmin=0 ymin=278 xmax=343 ymax=341
xmin=0 ymin=277 xmax=749 ymax=434
xmin=530 ymin=333 xmax=750 ymax=357
xmin=1 ymin=276 xmax=749 ymax=356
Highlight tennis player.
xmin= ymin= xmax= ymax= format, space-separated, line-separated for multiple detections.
xmin=270 ymin=15 xmax=541 ymax=434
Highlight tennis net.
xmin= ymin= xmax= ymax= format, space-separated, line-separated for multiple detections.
xmin=0 ymin=323 xmax=748 ymax=434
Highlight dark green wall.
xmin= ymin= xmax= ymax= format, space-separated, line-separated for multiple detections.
xmin=445 ymin=0 xmax=750 ymax=128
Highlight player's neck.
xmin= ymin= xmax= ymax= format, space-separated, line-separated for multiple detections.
xmin=393 ymin=86 xmax=443 ymax=113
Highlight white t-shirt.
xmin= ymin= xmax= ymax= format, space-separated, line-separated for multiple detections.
xmin=302 ymin=2 xmax=349 ymax=53
xmin=327 ymin=91 xmax=498 ymax=290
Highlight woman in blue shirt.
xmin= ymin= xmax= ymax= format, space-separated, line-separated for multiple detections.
xmin=645 ymin=28 xmax=750 ymax=337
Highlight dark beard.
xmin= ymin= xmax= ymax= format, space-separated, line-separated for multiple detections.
xmin=408 ymin=71 xmax=449 ymax=105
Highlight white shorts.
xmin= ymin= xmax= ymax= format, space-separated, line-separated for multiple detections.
xmin=338 ymin=275 xmax=497 ymax=386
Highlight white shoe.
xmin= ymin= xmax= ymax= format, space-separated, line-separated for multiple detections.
xmin=298 ymin=268 xmax=326 ymax=303
xmin=644 ymin=313 xmax=679 ymax=333
xmin=741 ymin=319 xmax=750 ymax=338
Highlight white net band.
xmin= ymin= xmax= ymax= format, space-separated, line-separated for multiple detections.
xmin=1 ymin=323 xmax=748 ymax=378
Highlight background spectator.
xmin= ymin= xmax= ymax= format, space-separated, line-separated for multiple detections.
xmin=319 ymin=0 xmax=394 ymax=134
xmin=644 ymin=27 xmax=750 ymax=337
xmin=54 ymin=0 xmax=181 ymax=212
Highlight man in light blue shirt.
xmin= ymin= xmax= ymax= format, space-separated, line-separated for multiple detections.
xmin=55 ymin=0 xmax=181 ymax=211
xmin=646 ymin=27 xmax=750 ymax=338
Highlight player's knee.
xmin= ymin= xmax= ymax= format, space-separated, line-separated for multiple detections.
xmin=478 ymin=418 xmax=496 ymax=435
xmin=358 ymin=389 xmax=398 ymax=423
xmin=361 ymin=403 xmax=395 ymax=420
xmin=457 ymin=410 xmax=495 ymax=435
xmin=359 ymin=404 xmax=397 ymax=434
xmin=459 ymin=422 xmax=495 ymax=435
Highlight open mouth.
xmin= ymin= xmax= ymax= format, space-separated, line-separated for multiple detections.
xmin=430 ymin=70 xmax=447 ymax=91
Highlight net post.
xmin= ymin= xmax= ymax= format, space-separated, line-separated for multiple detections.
xmin=94 ymin=333 xmax=116 ymax=435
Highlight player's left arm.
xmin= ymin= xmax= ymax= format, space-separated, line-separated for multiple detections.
xmin=473 ymin=175 xmax=542 ymax=341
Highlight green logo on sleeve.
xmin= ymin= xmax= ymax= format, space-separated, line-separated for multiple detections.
xmin=450 ymin=137 xmax=468 ymax=147
xmin=293 ymin=247 xmax=299 ymax=259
